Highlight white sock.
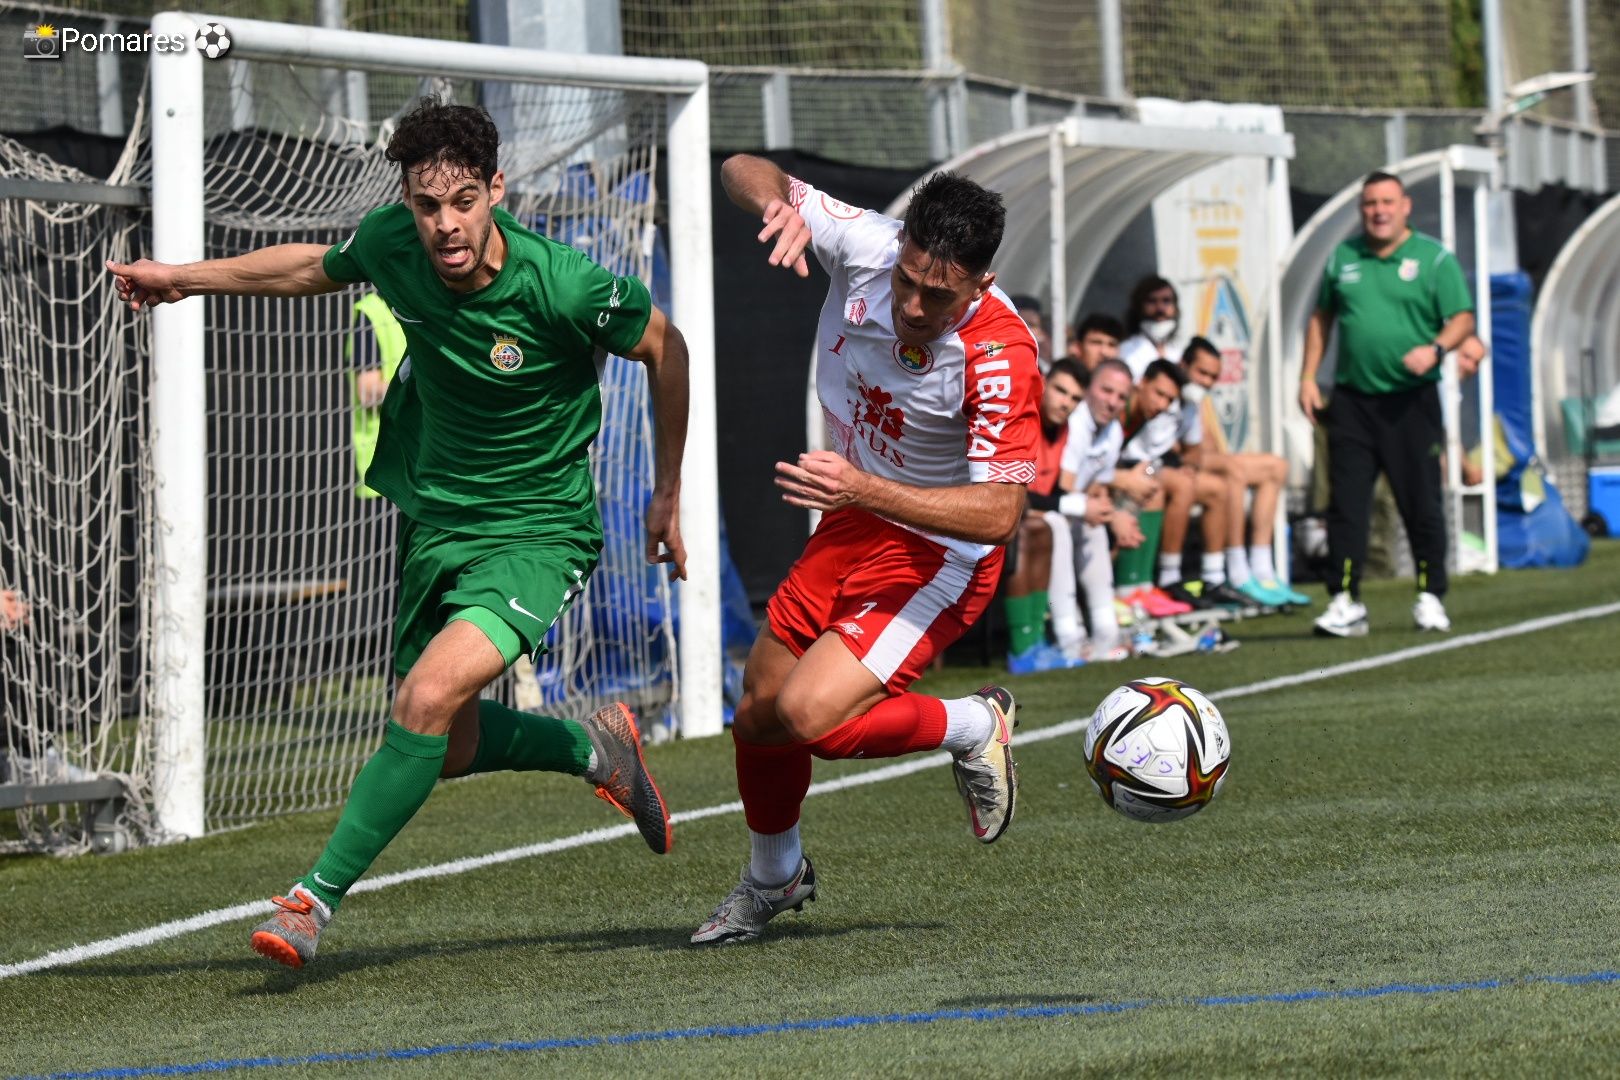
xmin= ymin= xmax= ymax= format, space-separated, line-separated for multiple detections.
xmin=749 ymin=824 xmax=803 ymax=888
xmin=941 ymin=696 xmax=995 ymax=756
xmin=1201 ymin=552 xmax=1226 ymax=586
xmin=1249 ymin=544 xmax=1277 ymax=583
xmin=1042 ymin=511 xmax=1084 ymax=650
xmin=1158 ymin=553 xmax=1182 ymax=587
xmin=1226 ymin=545 xmax=1251 ymax=585
xmin=1080 ymin=524 xmax=1120 ymax=648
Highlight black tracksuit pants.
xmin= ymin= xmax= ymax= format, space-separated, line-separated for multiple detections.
xmin=1323 ymin=383 xmax=1448 ymax=600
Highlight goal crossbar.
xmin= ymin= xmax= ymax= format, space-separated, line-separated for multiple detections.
xmin=178 ymin=13 xmax=709 ymax=92
xmin=147 ymin=12 xmax=721 ymax=840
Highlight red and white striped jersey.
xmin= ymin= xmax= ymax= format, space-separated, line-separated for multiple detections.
xmin=792 ymin=176 xmax=1042 ymax=562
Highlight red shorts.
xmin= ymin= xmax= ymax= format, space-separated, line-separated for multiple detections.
xmin=766 ymin=508 xmax=1005 ymax=693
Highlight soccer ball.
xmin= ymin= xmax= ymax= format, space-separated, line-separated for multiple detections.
xmin=194 ymin=22 xmax=232 ymax=60
xmin=1083 ymin=677 xmax=1230 ymax=823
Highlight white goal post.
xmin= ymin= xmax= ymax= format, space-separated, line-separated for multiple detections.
xmin=147 ymin=12 xmax=722 ymax=839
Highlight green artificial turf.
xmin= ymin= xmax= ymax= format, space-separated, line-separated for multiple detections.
xmin=4 ymin=546 xmax=1618 ymax=1078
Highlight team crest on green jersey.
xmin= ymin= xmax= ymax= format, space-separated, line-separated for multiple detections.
xmin=490 ymin=334 xmax=524 ymax=372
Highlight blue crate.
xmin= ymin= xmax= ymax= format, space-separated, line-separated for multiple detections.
xmin=1589 ymin=466 xmax=1620 ymax=536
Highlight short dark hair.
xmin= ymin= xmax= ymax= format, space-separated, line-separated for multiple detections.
xmin=1075 ymin=312 xmax=1126 ymax=342
xmin=1090 ymin=357 xmax=1132 ymax=386
xmin=1009 ymin=294 xmax=1043 ymax=316
xmin=1046 ymin=357 xmax=1086 ymax=388
xmin=1143 ymin=357 xmax=1186 ymax=389
xmin=1125 ymin=274 xmax=1177 ymax=327
xmin=387 ymin=97 xmax=501 ymax=187
xmin=902 ymin=172 xmax=1005 ymax=276
xmin=1182 ymin=336 xmax=1221 ymax=366
xmin=1363 ymin=170 xmax=1404 ymax=193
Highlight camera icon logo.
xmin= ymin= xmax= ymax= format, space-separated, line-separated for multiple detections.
xmin=23 ymin=24 xmax=61 ymax=60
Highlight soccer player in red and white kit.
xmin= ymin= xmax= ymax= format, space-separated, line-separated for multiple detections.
xmin=692 ymin=156 xmax=1042 ymax=944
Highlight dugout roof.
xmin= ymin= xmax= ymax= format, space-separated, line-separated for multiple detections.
xmin=883 ymin=116 xmax=1295 ymax=340
xmin=1530 ymin=190 xmax=1620 ymax=460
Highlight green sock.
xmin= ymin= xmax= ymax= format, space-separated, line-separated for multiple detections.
xmin=1114 ymin=510 xmax=1164 ymax=588
xmin=464 ymin=700 xmax=594 ymax=777
xmin=304 ymin=721 xmax=447 ymax=911
xmin=1005 ymin=592 xmax=1046 ymax=654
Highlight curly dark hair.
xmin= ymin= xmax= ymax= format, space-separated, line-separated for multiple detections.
xmin=386 ymin=97 xmax=500 ymax=186
xmin=902 ymin=172 xmax=1004 ymax=275
xmin=1123 ymin=274 xmax=1177 ymax=329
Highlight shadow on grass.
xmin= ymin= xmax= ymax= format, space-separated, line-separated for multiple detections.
xmin=45 ymin=919 xmax=949 ymax=993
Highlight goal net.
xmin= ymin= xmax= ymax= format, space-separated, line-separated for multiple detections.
xmin=0 ymin=132 xmax=159 ymax=852
xmin=0 ymin=18 xmax=715 ymax=848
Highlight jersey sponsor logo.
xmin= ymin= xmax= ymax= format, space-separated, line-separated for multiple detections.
xmin=858 ymin=380 xmax=906 ymax=441
xmin=836 ymin=621 xmax=864 ymax=637
xmin=975 ymin=341 xmax=1007 ymax=358
xmin=1339 ymin=261 xmax=1361 ymax=285
xmin=1398 ymin=257 xmax=1420 ymax=282
xmin=820 ymin=192 xmax=863 ymax=220
xmin=892 ymin=340 xmax=934 ymax=375
xmin=608 ymin=279 xmax=623 ymax=309
xmin=339 ymin=231 xmax=356 ymax=254
xmin=967 ymin=356 xmax=1014 ymax=459
xmin=490 ymin=334 xmax=524 ymax=372
xmin=853 ymin=375 xmax=906 ymax=468
xmin=846 ymin=296 xmax=868 ymax=326
xmin=787 ymin=176 xmax=808 ymax=210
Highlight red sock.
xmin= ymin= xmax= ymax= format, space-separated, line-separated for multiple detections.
xmin=734 ymin=733 xmax=813 ymax=834
xmin=806 ymin=693 xmax=948 ymax=761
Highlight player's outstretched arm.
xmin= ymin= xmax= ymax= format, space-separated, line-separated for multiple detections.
xmin=106 ymin=244 xmax=343 ymax=311
xmin=775 ymin=450 xmax=1025 ymax=546
xmin=625 ymin=305 xmax=690 ymax=580
xmin=719 ymin=154 xmax=810 ymax=278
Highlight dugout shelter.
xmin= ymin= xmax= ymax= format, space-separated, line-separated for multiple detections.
xmin=1530 ymin=190 xmax=1620 ymax=474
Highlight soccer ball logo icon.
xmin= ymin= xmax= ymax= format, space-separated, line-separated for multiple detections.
xmin=194 ymin=22 xmax=232 ymax=60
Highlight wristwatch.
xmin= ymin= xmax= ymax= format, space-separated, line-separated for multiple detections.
xmin=1431 ymin=342 xmax=1445 ymax=363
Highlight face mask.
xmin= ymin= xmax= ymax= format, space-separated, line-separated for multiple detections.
xmin=1143 ymin=318 xmax=1177 ymax=343
xmin=1181 ymin=382 xmax=1207 ymax=406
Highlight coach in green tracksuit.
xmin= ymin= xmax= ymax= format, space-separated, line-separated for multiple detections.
xmin=107 ymin=98 xmax=688 ymax=968
xmin=1299 ymin=170 xmax=1475 ymax=638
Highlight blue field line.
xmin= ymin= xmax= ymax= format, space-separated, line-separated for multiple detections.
xmin=13 ymin=969 xmax=1618 ymax=1079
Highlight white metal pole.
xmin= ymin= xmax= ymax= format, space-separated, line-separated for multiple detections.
xmin=148 ymin=11 xmax=209 ymax=839
xmin=1264 ymin=154 xmax=1291 ymax=583
xmin=1047 ymin=127 xmax=1066 ymax=356
xmin=1474 ymin=176 xmax=1498 ymax=573
xmin=919 ymin=0 xmax=952 ymax=161
xmin=666 ymin=81 xmax=723 ymax=739
xmin=1569 ymin=0 xmax=1593 ymax=129
xmin=1482 ymin=0 xmax=1505 ymax=114
xmin=1437 ymin=159 xmax=1465 ymax=574
xmin=1098 ymin=0 xmax=1125 ymax=101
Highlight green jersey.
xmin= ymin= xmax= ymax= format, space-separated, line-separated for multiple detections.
xmin=323 ymin=202 xmax=652 ymax=539
xmin=1317 ymin=231 xmax=1473 ymax=395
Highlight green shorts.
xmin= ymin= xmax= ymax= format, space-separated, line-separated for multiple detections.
xmin=392 ymin=517 xmax=600 ymax=679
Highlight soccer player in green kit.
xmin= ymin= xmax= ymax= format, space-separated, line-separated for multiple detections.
xmin=107 ymin=99 xmax=690 ymax=968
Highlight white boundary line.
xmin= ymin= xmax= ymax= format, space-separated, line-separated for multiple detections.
xmin=5 ymin=599 xmax=1617 ymax=980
